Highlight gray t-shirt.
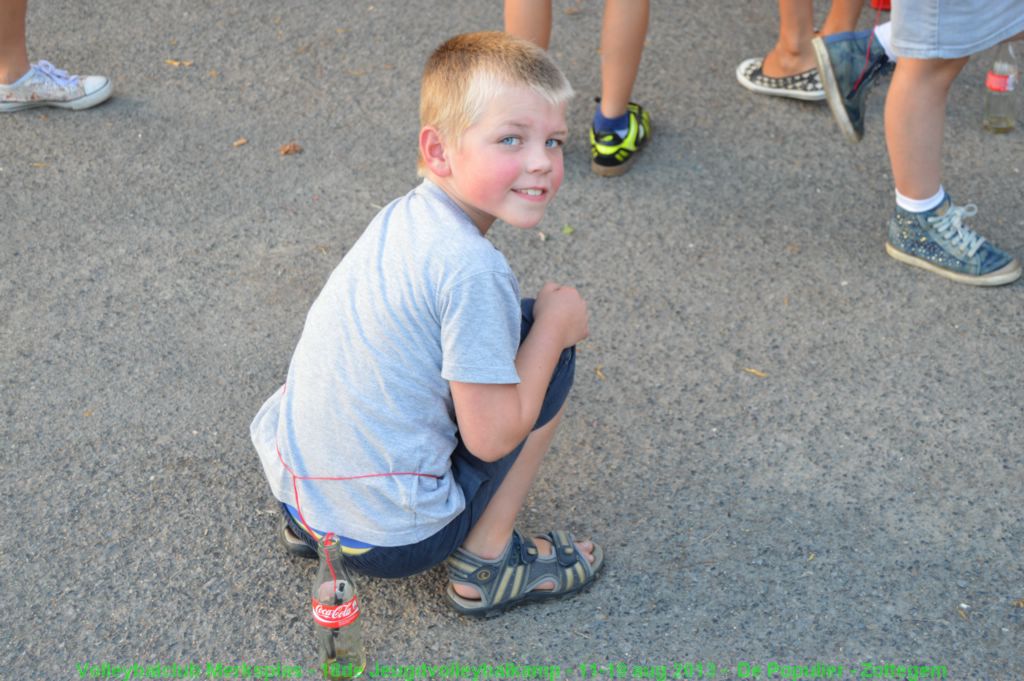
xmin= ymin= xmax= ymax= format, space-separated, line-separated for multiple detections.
xmin=251 ymin=180 xmax=522 ymax=546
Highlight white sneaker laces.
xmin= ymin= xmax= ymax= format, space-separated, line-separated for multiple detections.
xmin=32 ymin=60 xmax=80 ymax=89
xmin=928 ymin=203 xmax=984 ymax=258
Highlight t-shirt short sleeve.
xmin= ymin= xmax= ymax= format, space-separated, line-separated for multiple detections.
xmin=440 ymin=271 xmax=521 ymax=384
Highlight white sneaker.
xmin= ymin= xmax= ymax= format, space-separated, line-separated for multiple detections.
xmin=0 ymin=60 xmax=112 ymax=112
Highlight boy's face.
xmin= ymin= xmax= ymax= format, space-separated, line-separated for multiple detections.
xmin=442 ymin=85 xmax=567 ymax=234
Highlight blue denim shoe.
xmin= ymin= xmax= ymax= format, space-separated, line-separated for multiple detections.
xmin=812 ymin=30 xmax=893 ymax=143
xmin=885 ymin=197 xmax=1022 ymax=286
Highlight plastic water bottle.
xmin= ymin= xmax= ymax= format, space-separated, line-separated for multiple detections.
xmin=312 ymin=534 xmax=366 ymax=680
xmin=983 ymin=43 xmax=1018 ymax=133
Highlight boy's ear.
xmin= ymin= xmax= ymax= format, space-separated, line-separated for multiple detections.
xmin=419 ymin=126 xmax=452 ymax=177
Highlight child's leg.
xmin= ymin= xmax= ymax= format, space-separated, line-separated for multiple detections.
xmin=0 ymin=0 xmax=111 ymax=112
xmin=818 ymin=0 xmax=863 ymax=37
xmin=504 ymin=0 xmax=553 ymax=50
xmin=590 ymin=0 xmax=651 ymax=176
xmin=0 ymin=0 xmax=30 ymax=84
xmin=882 ymin=55 xmax=1020 ymax=285
xmin=451 ymin=403 xmax=595 ymax=600
xmin=762 ymin=0 xmax=861 ymax=78
xmin=597 ymin=0 xmax=648 ymax=120
xmin=762 ymin=0 xmax=815 ymax=77
xmin=883 ymin=57 xmax=967 ymax=201
xmin=738 ymin=0 xmax=863 ymax=101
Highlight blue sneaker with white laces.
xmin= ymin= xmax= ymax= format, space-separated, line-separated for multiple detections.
xmin=885 ymin=196 xmax=1022 ymax=286
xmin=812 ymin=30 xmax=893 ymax=143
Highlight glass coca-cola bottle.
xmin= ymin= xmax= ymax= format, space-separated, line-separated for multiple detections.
xmin=312 ymin=534 xmax=366 ymax=680
xmin=983 ymin=43 xmax=1019 ymax=133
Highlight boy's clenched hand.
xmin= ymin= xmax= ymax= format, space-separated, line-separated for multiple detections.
xmin=533 ymin=282 xmax=589 ymax=348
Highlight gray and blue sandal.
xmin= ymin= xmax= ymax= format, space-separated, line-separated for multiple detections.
xmin=445 ymin=529 xmax=604 ymax=618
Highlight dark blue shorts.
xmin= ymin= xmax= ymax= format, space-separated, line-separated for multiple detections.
xmin=282 ymin=298 xmax=575 ymax=578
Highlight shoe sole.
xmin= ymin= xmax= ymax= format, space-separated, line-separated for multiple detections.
xmin=446 ymin=570 xmax=601 ymax=619
xmin=591 ymin=156 xmax=636 ymax=177
xmin=811 ymin=37 xmax=862 ymax=144
xmin=885 ymin=242 xmax=1023 ymax=286
xmin=0 ymin=79 xmax=112 ymax=112
xmin=734 ymin=59 xmax=825 ymax=102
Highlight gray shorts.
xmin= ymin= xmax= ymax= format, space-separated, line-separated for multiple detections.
xmin=892 ymin=0 xmax=1024 ymax=58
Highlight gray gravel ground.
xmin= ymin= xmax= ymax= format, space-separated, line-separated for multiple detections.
xmin=3 ymin=1 xmax=1023 ymax=680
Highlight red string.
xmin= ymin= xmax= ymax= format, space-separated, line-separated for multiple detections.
xmin=323 ymin=532 xmax=338 ymax=586
xmin=851 ymin=8 xmax=884 ymax=93
xmin=274 ymin=386 xmax=442 ymax=541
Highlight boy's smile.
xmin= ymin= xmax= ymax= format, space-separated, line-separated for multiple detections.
xmin=437 ymin=85 xmax=568 ymax=234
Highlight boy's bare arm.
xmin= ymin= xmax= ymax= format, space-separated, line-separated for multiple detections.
xmin=451 ymin=283 xmax=588 ymax=461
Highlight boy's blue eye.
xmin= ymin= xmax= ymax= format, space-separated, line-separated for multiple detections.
xmin=545 ymin=138 xmax=564 ymax=149
xmin=499 ymin=136 xmax=520 ymax=145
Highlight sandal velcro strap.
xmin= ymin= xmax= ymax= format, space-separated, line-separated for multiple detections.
xmin=546 ymin=530 xmax=580 ymax=568
xmin=445 ymin=528 xmax=604 ymax=618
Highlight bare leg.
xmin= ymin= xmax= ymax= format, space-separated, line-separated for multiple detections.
xmin=819 ymin=0 xmax=863 ymax=36
xmin=507 ymin=0 xmax=647 ymax=120
xmin=504 ymin=0 xmax=552 ymax=50
xmin=884 ymin=57 xmax=968 ymax=199
xmin=452 ymin=404 xmax=595 ymax=600
xmin=597 ymin=0 xmax=648 ymax=119
xmin=0 ymin=0 xmax=30 ymax=84
xmin=763 ymin=0 xmax=862 ymax=77
xmin=762 ymin=0 xmax=816 ymax=77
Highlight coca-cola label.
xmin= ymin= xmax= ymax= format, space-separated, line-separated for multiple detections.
xmin=986 ymin=72 xmax=1016 ymax=93
xmin=312 ymin=595 xmax=360 ymax=628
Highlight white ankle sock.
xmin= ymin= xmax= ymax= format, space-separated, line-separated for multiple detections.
xmin=896 ymin=186 xmax=945 ymax=213
xmin=873 ymin=22 xmax=897 ymax=62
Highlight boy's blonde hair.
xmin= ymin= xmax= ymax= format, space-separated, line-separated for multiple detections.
xmin=418 ymin=31 xmax=573 ymax=175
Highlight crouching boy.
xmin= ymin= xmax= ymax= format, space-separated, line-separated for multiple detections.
xmin=250 ymin=31 xmax=602 ymax=617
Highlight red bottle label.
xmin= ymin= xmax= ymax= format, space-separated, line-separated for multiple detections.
xmin=986 ymin=72 xmax=1014 ymax=93
xmin=312 ymin=595 xmax=360 ymax=628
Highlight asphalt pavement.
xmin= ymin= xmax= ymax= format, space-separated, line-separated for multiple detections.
xmin=3 ymin=1 xmax=1023 ymax=679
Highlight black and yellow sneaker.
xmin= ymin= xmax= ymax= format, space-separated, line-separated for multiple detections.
xmin=590 ymin=101 xmax=651 ymax=177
